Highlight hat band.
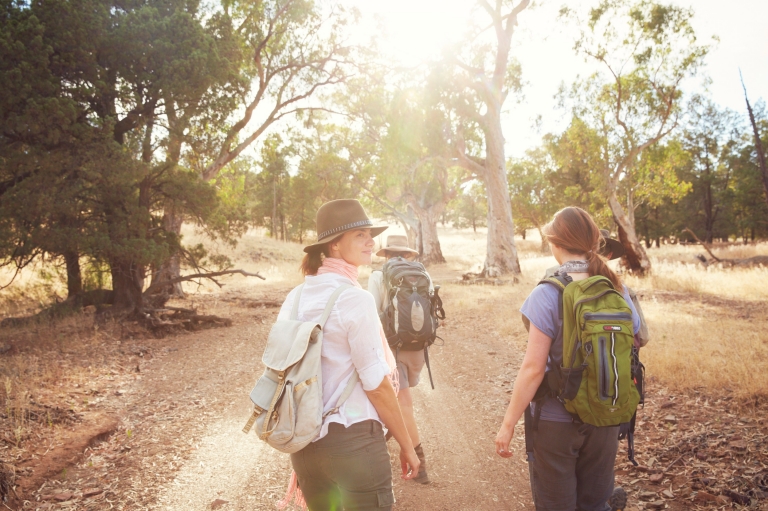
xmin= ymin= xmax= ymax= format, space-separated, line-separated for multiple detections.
xmin=318 ymin=219 xmax=373 ymax=241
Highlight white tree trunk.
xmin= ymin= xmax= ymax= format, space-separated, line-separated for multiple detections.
xmin=411 ymin=203 xmax=446 ymax=266
xmin=482 ymin=112 xmax=521 ymax=276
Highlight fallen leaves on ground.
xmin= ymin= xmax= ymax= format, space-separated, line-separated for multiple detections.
xmin=615 ymin=383 xmax=767 ymax=510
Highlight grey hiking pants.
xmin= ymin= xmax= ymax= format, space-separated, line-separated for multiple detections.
xmin=529 ymin=420 xmax=619 ymax=511
xmin=290 ymin=420 xmax=394 ymax=511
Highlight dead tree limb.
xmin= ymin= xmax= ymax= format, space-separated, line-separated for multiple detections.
xmin=684 ymin=227 xmax=768 ymax=268
xmin=682 ymin=228 xmax=721 ymax=262
xmin=143 ymin=269 xmax=265 ymax=296
xmin=740 ymin=70 xmax=768 ymax=207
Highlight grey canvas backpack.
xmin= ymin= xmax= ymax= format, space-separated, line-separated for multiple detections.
xmin=242 ymin=283 xmax=358 ymax=453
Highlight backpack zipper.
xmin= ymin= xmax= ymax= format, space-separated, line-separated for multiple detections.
xmin=611 ymin=331 xmax=619 ymax=406
xmin=583 ymin=312 xmax=632 ymax=321
xmin=598 ymin=336 xmax=609 ymax=400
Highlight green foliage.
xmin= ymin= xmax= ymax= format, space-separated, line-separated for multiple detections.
xmin=0 ymin=0 xmax=236 ymax=303
xmin=448 ymin=183 xmax=487 ymax=232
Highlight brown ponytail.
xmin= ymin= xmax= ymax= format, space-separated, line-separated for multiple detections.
xmin=300 ymin=245 xmax=329 ymax=276
xmin=543 ymin=207 xmax=622 ymax=289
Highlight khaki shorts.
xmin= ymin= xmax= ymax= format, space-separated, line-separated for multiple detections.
xmin=393 ymin=349 xmax=426 ymax=388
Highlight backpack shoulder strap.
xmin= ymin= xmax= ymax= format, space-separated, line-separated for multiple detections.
xmin=319 ymin=284 xmax=358 ymax=417
xmin=290 ymin=283 xmax=305 ymax=320
xmin=538 ymin=274 xmax=570 ymax=320
xmin=323 ymin=371 xmax=360 ymax=418
xmin=319 ymin=284 xmax=353 ymax=328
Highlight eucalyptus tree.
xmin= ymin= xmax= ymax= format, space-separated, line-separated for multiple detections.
xmin=440 ymin=0 xmax=530 ymax=276
xmin=337 ymin=72 xmax=474 ymax=266
xmin=731 ymin=99 xmax=768 ymax=241
xmin=560 ymin=0 xmax=710 ymax=274
xmin=447 ymin=183 xmax=488 ymax=233
xmin=741 ymin=77 xmax=768 ymax=209
xmin=507 ymin=148 xmax=559 ymax=251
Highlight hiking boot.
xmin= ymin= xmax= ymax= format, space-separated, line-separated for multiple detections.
xmin=608 ymin=486 xmax=627 ymax=511
xmin=413 ymin=444 xmax=430 ymax=484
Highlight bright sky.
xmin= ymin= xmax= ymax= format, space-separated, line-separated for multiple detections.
xmin=354 ymin=0 xmax=768 ymax=158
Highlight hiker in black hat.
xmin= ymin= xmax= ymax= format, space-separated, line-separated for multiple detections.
xmin=368 ymin=235 xmax=433 ymax=484
xmin=278 ymin=199 xmax=419 ymax=511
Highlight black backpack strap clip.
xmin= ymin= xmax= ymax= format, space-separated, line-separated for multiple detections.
xmin=423 ymin=345 xmax=435 ymax=390
xmin=618 ymin=413 xmax=639 ymax=466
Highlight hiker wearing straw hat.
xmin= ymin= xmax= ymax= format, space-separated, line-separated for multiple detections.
xmin=368 ymin=235 xmax=442 ymax=485
xmin=273 ymin=199 xmax=419 ymax=511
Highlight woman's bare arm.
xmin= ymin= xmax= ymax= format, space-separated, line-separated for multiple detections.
xmin=365 ymin=377 xmax=420 ymax=479
xmin=495 ymin=323 xmax=552 ymax=457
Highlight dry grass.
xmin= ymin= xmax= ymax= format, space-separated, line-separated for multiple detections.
xmin=0 ymin=313 xmax=115 ymax=447
xmin=625 ymin=260 xmax=768 ymax=301
xmin=638 ymin=299 xmax=768 ymax=400
xmin=2 ymin=225 xmax=767 ymax=410
xmin=0 ymin=263 xmax=67 ymax=318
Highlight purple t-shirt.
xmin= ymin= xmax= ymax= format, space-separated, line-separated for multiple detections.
xmin=520 ymin=283 xmax=641 ymax=422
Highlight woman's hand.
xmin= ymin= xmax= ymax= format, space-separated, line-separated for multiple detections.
xmin=365 ymin=376 xmax=421 ymax=477
xmin=495 ymin=423 xmax=515 ymax=458
xmin=399 ymin=448 xmax=420 ymax=479
xmin=493 ymin=323 xmax=552 ymax=460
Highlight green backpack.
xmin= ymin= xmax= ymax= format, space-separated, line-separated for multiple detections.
xmin=529 ymin=273 xmax=644 ymax=464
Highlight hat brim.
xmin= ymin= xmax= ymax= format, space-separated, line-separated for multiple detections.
xmin=375 ymin=245 xmax=420 ymax=257
xmin=599 ymin=238 xmax=625 ymax=260
xmin=304 ymin=225 xmax=388 ymax=253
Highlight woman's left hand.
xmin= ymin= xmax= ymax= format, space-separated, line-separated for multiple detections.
xmin=494 ymin=424 xmax=515 ymax=458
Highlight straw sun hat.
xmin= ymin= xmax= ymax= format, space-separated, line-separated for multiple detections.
xmin=303 ymin=199 xmax=388 ymax=253
xmin=375 ymin=235 xmax=419 ymax=257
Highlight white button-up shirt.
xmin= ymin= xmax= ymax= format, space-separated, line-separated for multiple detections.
xmin=278 ymin=273 xmax=391 ymax=441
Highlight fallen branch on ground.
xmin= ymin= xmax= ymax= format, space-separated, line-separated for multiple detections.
xmin=684 ymin=228 xmax=768 ymax=268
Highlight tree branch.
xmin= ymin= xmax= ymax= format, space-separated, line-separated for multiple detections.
xmin=682 ymin=227 xmax=721 ymax=262
xmin=143 ymin=269 xmax=265 ymax=296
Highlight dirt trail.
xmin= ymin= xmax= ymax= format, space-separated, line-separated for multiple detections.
xmin=24 ymin=280 xmax=534 ymax=510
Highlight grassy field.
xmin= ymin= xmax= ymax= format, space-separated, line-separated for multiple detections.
xmin=1 ymin=225 xmax=767 ymax=406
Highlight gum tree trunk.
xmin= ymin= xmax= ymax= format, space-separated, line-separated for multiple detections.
xmin=452 ymin=0 xmax=528 ymax=277
xmin=411 ymin=203 xmax=446 ymax=266
xmin=481 ymin=109 xmax=521 ymax=276
xmin=151 ymin=209 xmax=185 ymax=298
xmin=608 ymin=193 xmax=651 ymax=275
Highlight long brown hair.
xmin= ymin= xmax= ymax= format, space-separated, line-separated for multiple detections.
xmin=300 ymin=245 xmax=329 ymax=276
xmin=543 ymin=207 xmax=621 ymax=289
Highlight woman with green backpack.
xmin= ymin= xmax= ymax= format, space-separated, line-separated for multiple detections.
xmin=494 ymin=207 xmax=641 ymax=511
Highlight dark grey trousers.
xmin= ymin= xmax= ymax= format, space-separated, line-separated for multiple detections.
xmin=290 ymin=420 xmax=394 ymax=511
xmin=529 ymin=420 xmax=619 ymax=511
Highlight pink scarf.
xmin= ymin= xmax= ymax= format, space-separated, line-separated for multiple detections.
xmin=278 ymin=257 xmax=399 ymax=510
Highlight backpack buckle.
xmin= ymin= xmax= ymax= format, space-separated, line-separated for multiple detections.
xmin=241 ymin=405 xmax=264 ymax=434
